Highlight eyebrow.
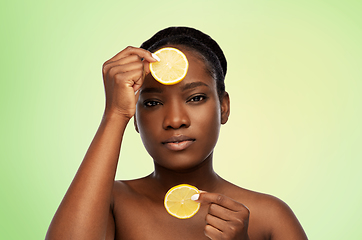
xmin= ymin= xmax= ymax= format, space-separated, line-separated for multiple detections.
xmin=140 ymin=81 xmax=209 ymax=95
xmin=180 ymin=81 xmax=210 ymax=91
xmin=140 ymin=87 xmax=163 ymax=94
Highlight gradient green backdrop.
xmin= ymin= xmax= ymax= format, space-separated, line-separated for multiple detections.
xmin=1 ymin=0 xmax=361 ymax=239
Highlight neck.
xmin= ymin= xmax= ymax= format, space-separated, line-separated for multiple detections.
xmin=150 ymin=153 xmax=221 ymax=193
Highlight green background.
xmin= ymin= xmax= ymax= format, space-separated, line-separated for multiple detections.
xmin=1 ymin=0 xmax=361 ymax=239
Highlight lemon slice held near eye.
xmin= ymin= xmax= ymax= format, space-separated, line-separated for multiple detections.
xmin=164 ymin=184 xmax=200 ymax=219
xmin=149 ymin=47 xmax=189 ymax=85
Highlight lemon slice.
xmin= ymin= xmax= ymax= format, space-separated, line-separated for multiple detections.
xmin=164 ymin=184 xmax=200 ymax=219
xmin=149 ymin=47 xmax=189 ymax=85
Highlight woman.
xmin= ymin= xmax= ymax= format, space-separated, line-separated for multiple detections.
xmin=46 ymin=26 xmax=307 ymax=240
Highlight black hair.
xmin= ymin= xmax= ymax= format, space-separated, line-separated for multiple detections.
xmin=140 ymin=27 xmax=227 ymax=99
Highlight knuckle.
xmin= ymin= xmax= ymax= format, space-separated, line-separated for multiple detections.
xmin=127 ymin=54 xmax=138 ymax=62
xmin=216 ymin=194 xmax=224 ymax=204
xmin=234 ymin=218 xmax=248 ymax=233
xmin=125 ymin=46 xmax=135 ymax=51
xmin=235 ymin=217 xmax=244 ymax=226
xmin=243 ymin=204 xmax=250 ymax=215
xmin=135 ymin=61 xmax=144 ymax=69
xmin=225 ymin=224 xmax=238 ymax=239
xmin=132 ymin=70 xmax=142 ymax=79
xmin=246 ymin=207 xmax=250 ymax=216
xmin=204 ymin=224 xmax=212 ymax=234
xmin=235 ymin=203 xmax=250 ymax=216
xmin=239 ymin=206 xmax=250 ymax=219
xmin=205 ymin=213 xmax=212 ymax=223
xmin=102 ymin=62 xmax=110 ymax=74
xmin=108 ymin=67 xmax=120 ymax=76
xmin=133 ymin=54 xmax=143 ymax=61
xmin=209 ymin=203 xmax=216 ymax=213
xmin=114 ymin=73 xmax=124 ymax=82
xmin=108 ymin=66 xmax=117 ymax=76
xmin=228 ymin=225 xmax=236 ymax=233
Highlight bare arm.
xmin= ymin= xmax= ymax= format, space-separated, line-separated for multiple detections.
xmin=269 ymin=198 xmax=308 ymax=240
xmin=45 ymin=47 xmax=158 ymax=240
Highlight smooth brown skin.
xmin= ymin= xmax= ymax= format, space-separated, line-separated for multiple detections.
xmin=46 ymin=45 xmax=308 ymax=240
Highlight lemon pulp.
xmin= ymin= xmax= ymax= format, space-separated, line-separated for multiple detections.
xmin=164 ymin=184 xmax=200 ymax=219
xmin=149 ymin=47 xmax=189 ymax=85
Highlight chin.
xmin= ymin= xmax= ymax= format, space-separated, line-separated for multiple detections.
xmin=154 ymin=156 xmax=199 ymax=171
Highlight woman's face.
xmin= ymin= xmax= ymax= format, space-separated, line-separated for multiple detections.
xmin=135 ymin=46 xmax=229 ymax=171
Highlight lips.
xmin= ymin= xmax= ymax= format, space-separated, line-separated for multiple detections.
xmin=162 ymin=135 xmax=195 ymax=151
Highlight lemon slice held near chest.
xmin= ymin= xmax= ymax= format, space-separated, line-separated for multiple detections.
xmin=149 ymin=47 xmax=189 ymax=85
xmin=164 ymin=184 xmax=200 ymax=219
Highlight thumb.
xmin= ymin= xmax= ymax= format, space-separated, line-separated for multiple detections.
xmin=143 ymin=52 xmax=159 ymax=75
xmin=135 ymin=89 xmax=140 ymax=101
xmin=143 ymin=59 xmax=151 ymax=75
xmin=191 ymin=191 xmax=209 ymax=204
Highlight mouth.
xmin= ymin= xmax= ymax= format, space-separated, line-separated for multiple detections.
xmin=162 ymin=135 xmax=196 ymax=151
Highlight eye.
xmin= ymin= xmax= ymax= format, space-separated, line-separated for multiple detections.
xmin=188 ymin=94 xmax=207 ymax=103
xmin=144 ymin=100 xmax=162 ymax=107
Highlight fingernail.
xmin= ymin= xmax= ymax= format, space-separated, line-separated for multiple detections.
xmin=191 ymin=194 xmax=200 ymax=201
xmin=152 ymin=53 xmax=160 ymax=61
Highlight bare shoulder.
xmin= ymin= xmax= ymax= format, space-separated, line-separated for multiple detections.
xmin=110 ymin=175 xmax=160 ymax=210
xmin=111 ymin=177 xmax=150 ymax=201
xmin=110 ymin=179 xmax=134 ymax=202
xmin=222 ymin=183 xmax=308 ymax=240
xmin=109 ymin=179 xmax=142 ymax=217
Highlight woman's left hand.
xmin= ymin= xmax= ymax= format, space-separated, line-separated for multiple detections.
xmin=193 ymin=192 xmax=250 ymax=240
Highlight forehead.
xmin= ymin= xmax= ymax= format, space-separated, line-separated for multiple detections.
xmin=142 ymin=46 xmax=216 ymax=91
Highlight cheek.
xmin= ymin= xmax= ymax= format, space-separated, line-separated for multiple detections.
xmin=136 ymin=110 xmax=155 ymax=138
xmin=192 ymin=102 xmax=221 ymax=126
xmin=135 ymin=108 xmax=162 ymax=155
xmin=191 ymin=104 xmax=221 ymax=143
xmin=135 ymin=102 xmax=153 ymax=132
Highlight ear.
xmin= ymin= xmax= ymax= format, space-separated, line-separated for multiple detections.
xmin=134 ymin=115 xmax=139 ymax=133
xmin=220 ymin=92 xmax=230 ymax=124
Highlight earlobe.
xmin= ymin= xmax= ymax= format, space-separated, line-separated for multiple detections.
xmin=221 ymin=92 xmax=230 ymax=124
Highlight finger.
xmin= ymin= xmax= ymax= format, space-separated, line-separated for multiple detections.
xmin=112 ymin=69 xmax=144 ymax=89
xmin=106 ymin=46 xmax=158 ymax=65
xmin=204 ymin=224 xmax=223 ymax=240
xmin=208 ymin=202 xmax=235 ymax=221
xmin=132 ymin=75 xmax=144 ymax=92
xmin=106 ymin=61 xmax=144 ymax=78
xmin=103 ymin=54 xmax=143 ymax=77
xmin=195 ymin=192 xmax=248 ymax=212
xmin=103 ymin=54 xmax=153 ymax=80
xmin=206 ymin=211 xmax=249 ymax=240
xmin=105 ymin=54 xmax=141 ymax=68
xmin=143 ymin=60 xmax=151 ymax=75
xmin=205 ymin=213 xmax=228 ymax=232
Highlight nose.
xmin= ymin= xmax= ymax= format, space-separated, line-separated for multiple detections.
xmin=162 ymin=101 xmax=190 ymax=130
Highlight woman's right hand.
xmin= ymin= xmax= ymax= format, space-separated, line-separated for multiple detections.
xmin=102 ymin=46 xmax=159 ymax=120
